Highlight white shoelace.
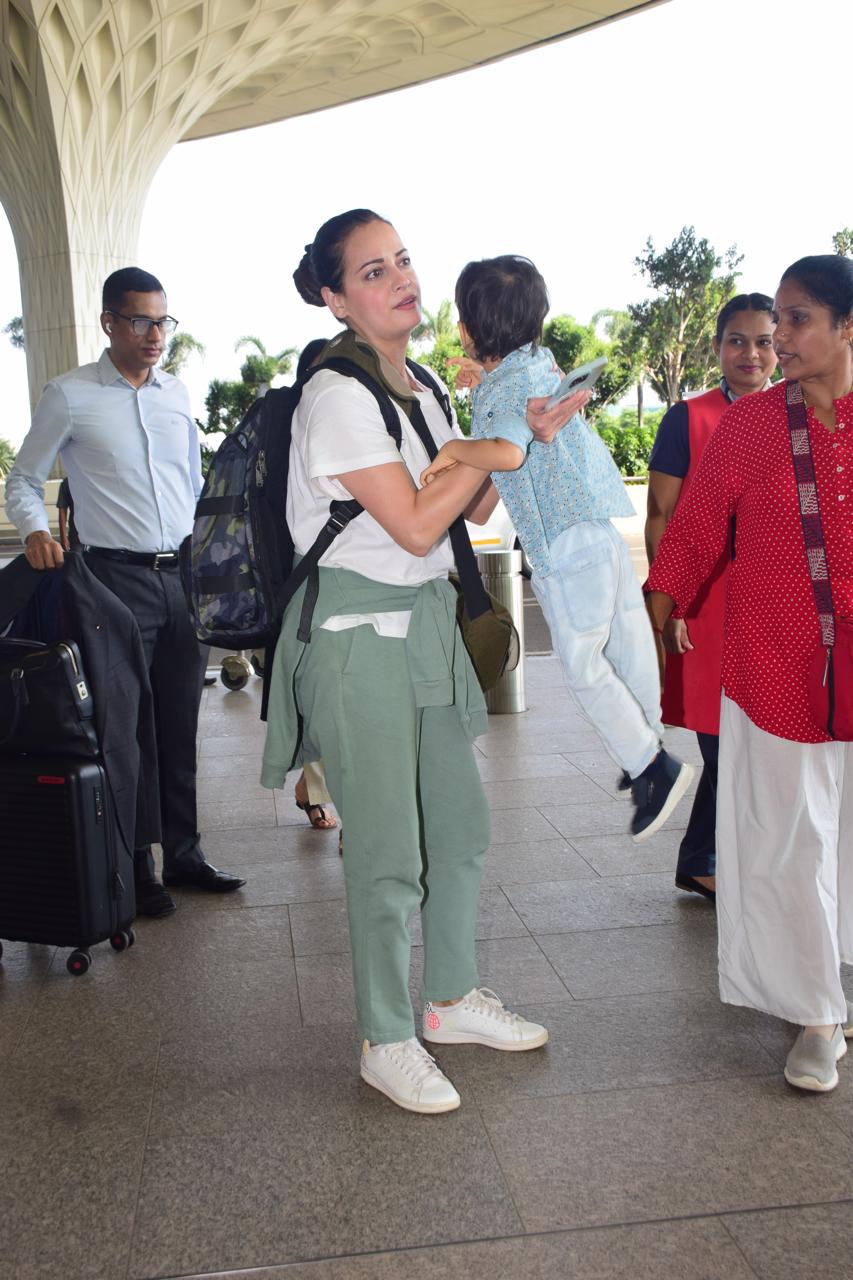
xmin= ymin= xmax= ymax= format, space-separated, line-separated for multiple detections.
xmin=462 ymin=987 xmax=520 ymax=1025
xmin=378 ymin=1038 xmax=443 ymax=1086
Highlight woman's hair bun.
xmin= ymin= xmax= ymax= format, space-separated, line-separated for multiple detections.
xmin=294 ymin=210 xmax=389 ymax=308
xmin=293 ymin=245 xmax=325 ymax=307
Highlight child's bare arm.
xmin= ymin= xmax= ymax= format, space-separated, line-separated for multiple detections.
xmin=420 ymin=437 xmax=524 ymax=486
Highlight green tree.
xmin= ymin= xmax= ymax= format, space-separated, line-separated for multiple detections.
xmin=412 ymin=330 xmax=472 ymax=433
xmin=197 ymin=378 xmax=256 ymax=470
xmin=412 ymin=299 xmax=455 ymax=346
xmin=0 ymin=436 xmax=17 ymax=476
xmin=161 ymin=331 xmax=205 ymax=375
xmin=235 ymin=336 xmax=297 ymax=393
xmin=833 ymin=228 xmax=853 ymax=257
xmin=593 ymin=308 xmax=647 ymax=427
xmin=593 ymin=407 xmax=663 ymax=477
xmin=4 ymin=315 xmax=24 ymax=349
xmin=628 ymin=226 xmax=742 ymax=407
xmin=543 ymin=314 xmax=635 ymax=421
xmin=196 ymin=335 xmax=296 ymax=471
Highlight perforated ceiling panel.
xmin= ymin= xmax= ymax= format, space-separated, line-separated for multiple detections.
xmin=0 ymin=0 xmax=664 ymax=402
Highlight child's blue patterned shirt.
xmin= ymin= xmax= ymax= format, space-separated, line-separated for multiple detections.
xmin=470 ymin=344 xmax=634 ymax=576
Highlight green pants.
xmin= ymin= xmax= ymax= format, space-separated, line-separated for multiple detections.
xmin=296 ymin=622 xmax=491 ymax=1044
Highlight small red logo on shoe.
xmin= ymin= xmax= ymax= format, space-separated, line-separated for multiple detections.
xmin=426 ymin=1012 xmax=441 ymax=1031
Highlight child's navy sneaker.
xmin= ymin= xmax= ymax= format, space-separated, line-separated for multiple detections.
xmin=629 ymin=749 xmax=694 ymax=844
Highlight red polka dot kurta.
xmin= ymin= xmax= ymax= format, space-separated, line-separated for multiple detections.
xmin=647 ymin=380 xmax=853 ymax=744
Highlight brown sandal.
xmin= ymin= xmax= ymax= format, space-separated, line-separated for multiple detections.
xmin=296 ymin=799 xmax=338 ymax=831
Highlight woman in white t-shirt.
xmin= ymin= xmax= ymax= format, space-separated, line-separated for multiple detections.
xmin=262 ymin=209 xmax=583 ymax=1114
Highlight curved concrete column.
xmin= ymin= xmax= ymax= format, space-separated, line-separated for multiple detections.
xmin=0 ymin=0 xmax=304 ymax=406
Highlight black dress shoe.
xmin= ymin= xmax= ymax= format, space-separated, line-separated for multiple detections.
xmin=135 ymin=880 xmax=177 ymax=918
xmin=675 ymin=873 xmax=716 ymax=902
xmin=162 ymin=862 xmax=246 ymax=892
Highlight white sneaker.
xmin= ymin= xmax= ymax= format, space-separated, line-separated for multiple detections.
xmin=422 ymin=987 xmax=549 ymax=1051
xmin=360 ymin=1037 xmax=461 ymax=1114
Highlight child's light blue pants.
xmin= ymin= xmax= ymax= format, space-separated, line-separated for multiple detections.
xmin=532 ymin=519 xmax=663 ymax=778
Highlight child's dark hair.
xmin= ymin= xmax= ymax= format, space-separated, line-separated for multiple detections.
xmin=455 ymin=256 xmax=549 ymax=362
xmin=780 ymin=255 xmax=853 ymax=325
xmin=715 ymin=292 xmax=773 ymax=342
xmin=294 ymin=209 xmax=389 ymax=306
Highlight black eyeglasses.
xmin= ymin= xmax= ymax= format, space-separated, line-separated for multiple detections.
xmin=107 ymin=311 xmax=179 ymax=337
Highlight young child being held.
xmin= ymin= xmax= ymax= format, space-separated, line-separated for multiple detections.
xmin=421 ymin=255 xmax=693 ymax=841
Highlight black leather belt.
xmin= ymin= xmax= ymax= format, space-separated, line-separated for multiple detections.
xmin=84 ymin=546 xmax=181 ymax=570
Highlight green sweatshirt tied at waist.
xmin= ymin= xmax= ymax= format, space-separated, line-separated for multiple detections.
xmin=260 ymin=567 xmax=488 ymax=789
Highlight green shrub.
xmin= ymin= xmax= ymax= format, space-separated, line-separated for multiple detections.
xmin=593 ymin=408 xmax=663 ymax=477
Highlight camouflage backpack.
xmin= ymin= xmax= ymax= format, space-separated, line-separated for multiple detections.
xmin=184 ymin=331 xmax=452 ymax=653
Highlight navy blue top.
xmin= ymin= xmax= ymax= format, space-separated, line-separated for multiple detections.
xmin=648 ymin=402 xmax=690 ymax=478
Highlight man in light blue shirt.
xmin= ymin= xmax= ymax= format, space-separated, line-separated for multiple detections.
xmin=5 ymin=267 xmax=246 ymax=914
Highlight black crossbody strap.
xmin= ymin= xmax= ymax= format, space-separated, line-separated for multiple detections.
xmin=784 ymin=380 xmax=836 ymax=647
xmin=406 ymin=398 xmax=491 ymax=620
xmin=294 ymin=501 xmax=363 ymax=643
xmin=406 ymin=359 xmax=453 ymax=426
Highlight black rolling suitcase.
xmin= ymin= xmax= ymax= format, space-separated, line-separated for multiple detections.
xmin=0 ymin=755 xmax=136 ymax=975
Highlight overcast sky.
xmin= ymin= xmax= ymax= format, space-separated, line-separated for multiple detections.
xmin=2 ymin=0 xmax=851 ymax=445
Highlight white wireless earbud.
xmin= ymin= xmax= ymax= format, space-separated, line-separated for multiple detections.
xmin=106 ymin=325 xmax=113 ymax=333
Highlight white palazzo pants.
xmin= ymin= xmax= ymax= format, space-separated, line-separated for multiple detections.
xmin=717 ymin=696 xmax=852 ymax=1025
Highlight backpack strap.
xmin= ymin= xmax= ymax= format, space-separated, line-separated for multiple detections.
xmin=288 ymin=343 xmax=489 ymax=645
xmin=287 ymin=357 xmax=405 ymax=643
xmin=404 ymin=362 xmax=488 ymax=615
xmin=404 ymin=396 xmax=491 ymax=620
xmin=406 ymin=359 xmax=453 ymax=427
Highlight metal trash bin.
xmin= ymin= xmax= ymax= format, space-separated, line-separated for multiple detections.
xmin=477 ymin=548 xmax=526 ymax=714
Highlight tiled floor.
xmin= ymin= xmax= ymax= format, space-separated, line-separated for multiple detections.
xmin=2 ymin=657 xmax=851 ymax=1280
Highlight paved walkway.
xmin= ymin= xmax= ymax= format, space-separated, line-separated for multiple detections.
xmin=2 ymin=653 xmax=852 ymax=1279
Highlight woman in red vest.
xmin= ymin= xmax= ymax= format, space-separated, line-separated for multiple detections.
xmin=645 ymin=294 xmax=777 ymax=900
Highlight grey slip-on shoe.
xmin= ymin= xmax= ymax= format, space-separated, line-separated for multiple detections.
xmin=784 ymin=1024 xmax=847 ymax=1093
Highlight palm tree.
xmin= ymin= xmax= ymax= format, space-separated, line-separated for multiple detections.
xmin=234 ymin=336 xmax=297 ymax=394
xmin=0 ymin=436 xmax=17 ymax=476
xmin=4 ymin=315 xmax=24 ymax=349
xmin=833 ymin=228 xmax=853 ymax=258
xmin=411 ymin=299 xmax=454 ymax=345
xmin=593 ymin=307 xmax=646 ymax=428
xmin=161 ymin=331 xmax=206 ymax=375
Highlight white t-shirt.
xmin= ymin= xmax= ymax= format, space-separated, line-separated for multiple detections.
xmin=286 ymin=368 xmax=462 ymax=634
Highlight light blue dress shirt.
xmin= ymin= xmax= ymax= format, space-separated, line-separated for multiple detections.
xmin=5 ymin=349 xmax=202 ymax=552
xmin=470 ymin=344 xmax=634 ymax=576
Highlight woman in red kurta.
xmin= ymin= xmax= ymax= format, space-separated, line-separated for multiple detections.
xmin=645 ymin=295 xmax=777 ymax=900
xmin=648 ymin=255 xmax=853 ymax=1094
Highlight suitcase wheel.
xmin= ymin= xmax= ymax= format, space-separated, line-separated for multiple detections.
xmin=67 ymin=949 xmax=91 ymax=976
xmin=220 ymin=654 xmax=252 ymax=691
xmin=109 ymin=929 xmax=135 ymax=952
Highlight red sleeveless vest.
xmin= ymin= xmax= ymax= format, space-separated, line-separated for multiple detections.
xmin=660 ymin=387 xmax=730 ymax=735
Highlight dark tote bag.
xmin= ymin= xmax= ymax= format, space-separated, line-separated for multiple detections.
xmin=785 ymin=380 xmax=853 ymax=740
xmin=0 ymin=637 xmax=99 ymax=757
